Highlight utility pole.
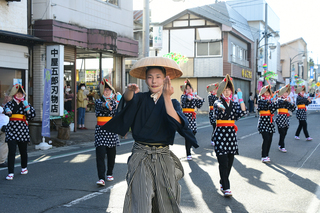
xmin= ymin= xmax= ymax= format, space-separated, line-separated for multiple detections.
xmin=142 ymin=0 xmax=149 ymax=58
xmin=264 ymin=3 xmax=268 ymax=65
xmin=264 ymin=2 xmax=268 ymax=86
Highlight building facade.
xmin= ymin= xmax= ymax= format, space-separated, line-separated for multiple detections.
xmin=227 ymin=0 xmax=282 ymax=91
xmin=280 ymin=38 xmax=308 ymax=86
xmin=30 ymin=0 xmax=138 ymax=128
xmin=0 ymin=0 xmax=43 ymax=106
xmin=150 ymin=3 xmax=254 ymax=111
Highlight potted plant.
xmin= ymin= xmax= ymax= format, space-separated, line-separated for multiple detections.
xmin=61 ymin=110 xmax=75 ymax=127
xmin=58 ymin=110 xmax=75 ymax=140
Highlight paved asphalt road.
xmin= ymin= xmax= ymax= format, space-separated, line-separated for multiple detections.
xmin=1 ymin=111 xmax=320 ymax=213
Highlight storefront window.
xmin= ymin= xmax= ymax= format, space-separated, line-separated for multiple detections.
xmin=76 ymin=57 xmax=113 ymax=113
xmin=0 ymin=68 xmax=24 ymax=106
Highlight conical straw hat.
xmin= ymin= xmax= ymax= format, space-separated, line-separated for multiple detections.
xmin=99 ymin=78 xmax=115 ymax=96
xmin=277 ymin=84 xmax=291 ymax=96
xmin=180 ymin=78 xmax=192 ymax=92
xmin=206 ymin=82 xmax=219 ymax=93
xmin=295 ymin=85 xmax=306 ymax=94
xmin=9 ymin=84 xmax=26 ymax=97
xmin=129 ymin=57 xmax=183 ymax=79
xmin=259 ymin=85 xmax=272 ymax=96
xmin=216 ymin=74 xmax=234 ymax=98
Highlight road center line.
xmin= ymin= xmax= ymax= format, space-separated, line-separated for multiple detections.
xmin=291 ymin=141 xmax=320 ymax=177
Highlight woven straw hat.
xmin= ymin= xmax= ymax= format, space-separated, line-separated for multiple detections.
xmin=206 ymin=82 xmax=219 ymax=93
xmin=277 ymin=84 xmax=291 ymax=96
xmin=259 ymin=85 xmax=272 ymax=96
xmin=180 ymin=78 xmax=193 ymax=92
xmin=99 ymin=78 xmax=115 ymax=96
xmin=9 ymin=84 xmax=26 ymax=97
xmin=129 ymin=57 xmax=183 ymax=79
xmin=295 ymin=85 xmax=306 ymax=94
xmin=216 ymin=74 xmax=234 ymax=98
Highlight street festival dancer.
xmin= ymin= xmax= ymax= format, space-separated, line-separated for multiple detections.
xmin=257 ymin=85 xmax=278 ymax=163
xmin=101 ymin=57 xmax=198 ymax=213
xmin=95 ymin=78 xmax=122 ymax=186
xmin=4 ymin=84 xmax=36 ymax=180
xmin=207 ymin=82 xmax=219 ymax=146
xmin=294 ymin=85 xmax=312 ymax=141
xmin=275 ymin=84 xmax=296 ymax=153
xmin=213 ymin=74 xmax=247 ymax=197
xmin=180 ymin=79 xmax=204 ymax=160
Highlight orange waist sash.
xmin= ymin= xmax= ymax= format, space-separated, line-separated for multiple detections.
xmin=278 ymin=108 xmax=290 ymax=117
xmin=209 ymin=106 xmax=214 ymax=111
xmin=10 ymin=114 xmax=27 ymax=125
xmin=259 ymin=110 xmax=274 ymax=123
xmin=297 ymin=104 xmax=306 ymax=111
xmin=182 ymin=108 xmax=196 ymax=119
xmin=216 ymin=120 xmax=238 ymax=132
xmin=97 ymin=116 xmax=112 ymax=126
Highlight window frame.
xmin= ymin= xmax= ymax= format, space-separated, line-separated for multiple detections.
xmin=195 ymin=40 xmax=222 ymax=57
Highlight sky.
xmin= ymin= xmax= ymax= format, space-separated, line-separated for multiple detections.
xmin=133 ymin=0 xmax=320 ymax=63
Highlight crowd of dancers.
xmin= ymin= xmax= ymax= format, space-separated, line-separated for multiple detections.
xmin=1 ymin=56 xmax=315 ymax=212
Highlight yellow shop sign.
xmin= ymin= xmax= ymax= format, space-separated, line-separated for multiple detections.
xmin=242 ymin=69 xmax=252 ymax=79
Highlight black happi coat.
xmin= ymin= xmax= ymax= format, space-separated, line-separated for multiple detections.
xmin=208 ymin=94 xmax=218 ymax=125
xmin=180 ymin=94 xmax=204 ymax=133
xmin=213 ymin=99 xmax=246 ymax=155
xmin=296 ymin=95 xmax=311 ymax=121
xmin=257 ymin=99 xmax=278 ymax=133
xmin=275 ymin=98 xmax=296 ymax=128
xmin=101 ymin=91 xmax=198 ymax=148
xmin=95 ymin=97 xmax=119 ymax=147
xmin=4 ymin=100 xmax=36 ymax=143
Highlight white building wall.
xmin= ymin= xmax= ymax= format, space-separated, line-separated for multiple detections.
xmin=194 ymin=58 xmax=223 ymax=77
xmin=170 ymin=29 xmax=195 ymax=57
xmin=32 ymin=0 xmax=134 ymax=38
xmin=227 ymin=0 xmax=280 ymax=32
xmin=0 ymin=43 xmax=28 ymax=69
xmin=0 ymin=0 xmax=27 ymax=34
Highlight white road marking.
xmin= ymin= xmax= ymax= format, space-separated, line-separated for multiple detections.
xmin=291 ymin=142 xmax=320 ymax=177
xmin=63 ymin=181 xmax=126 ymax=207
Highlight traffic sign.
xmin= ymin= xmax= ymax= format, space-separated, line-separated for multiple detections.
xmin=317 ymin=82 xmax=320 ymax=87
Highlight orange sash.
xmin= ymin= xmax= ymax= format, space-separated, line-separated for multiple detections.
xmin=10 ymin=114 xmax=27 ymax=125
xmin=259 ymin=110 xmax=274 ymax=123
xmin=97 ymin=116 xmax=112 ymax=126
xmin=278 ymin=108 xmax=290 ymax=117
xmin=209 ymin=106 xmax=214 ymax=111
xmin=182 ymin=108 xmax=196 ymax=119
xmin=216 ymin=120 xmax=238 ymax=132
xmin=297 ymin=104 xmax=306 ymax=111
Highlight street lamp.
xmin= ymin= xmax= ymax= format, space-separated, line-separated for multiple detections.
xmin=289 ymin=52 xmax=306 ymax=85
xmin=255 ymin=32 xmax=279 ymax=90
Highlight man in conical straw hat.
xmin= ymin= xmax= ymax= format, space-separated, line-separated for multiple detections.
xmin=213 ymin=74 xmax=247 ymax=197
xmin=274 ymin=84 xmax=296 ymax=153
xmin=257 ymin=84 xmax=279 ymax=163
xmin=101 ymin=56 xmax=198 ymax=213
xmin=4 ymin=84 xmax=36 ymax=180
xmin=207 ymin=82 xmax=219 ymax=146
xmin=95 ymin=78 xmax=122 ymax=186
xmin=294 ymin=85 xmax=312 ymax=141
xmin=180 ymin=78 xmax=204 ymax=161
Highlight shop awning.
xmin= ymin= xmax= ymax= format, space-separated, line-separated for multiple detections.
xmin=0 ymin=30 xmax=45 ymax=46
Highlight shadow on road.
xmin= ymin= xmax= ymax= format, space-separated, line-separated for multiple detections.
xmin=266 ymin=163 xmax=320 ymax=199
xmin=182 ymin=153 xmax=248 ymax=213
xmin=233 ymin=157 xmax=274 ymax=193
